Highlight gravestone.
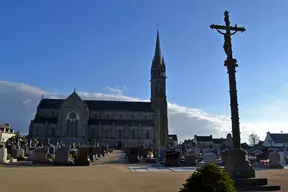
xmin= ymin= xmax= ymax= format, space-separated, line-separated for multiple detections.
xmin=202 ymin=148 xmax=211 ymax=154
xmin=70 ymin=148 xmax=78 ymax=158
xmin=0 ymin=146 xmax=8 ymax=163
xmin=54 ymin=147 xmax=70 ymax=165
xmin=203 ymin=153 xmax=217 ymax=164
xmin=49 ymin=145 xmax=56 ymax=154
xmin=75 ymin=147 xmax=90 ymax=166
xmin=278 ymin=151 xmax=285 ymax=165
xmin=30 ymin=147 xmax=49 ymax=164
xmin=158 ymin=147 xmax=167 ymax=160
xmin=128 ymin=147 xmax=139 ymax=163
xmin=165 ymin=150 xmax=180 ymax=166
xmin=269 ymin=151 xmax=284 ymax=169
xmin=11 ymin=148 xmax=24 ymax=159
xmin=184 ymin=154 xmax=196 ymax=166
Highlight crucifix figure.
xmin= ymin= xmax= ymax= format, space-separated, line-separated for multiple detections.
xmin=210 ymin=11 xmax=245 ymax=63
xmin=210 ymin=11 xmax=257 ymax=179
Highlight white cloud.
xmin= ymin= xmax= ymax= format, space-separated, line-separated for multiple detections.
xmin=0 ymin=80 xmax=283 ymax=142
xmin=105 ymin=86 xmax=127 ymax=95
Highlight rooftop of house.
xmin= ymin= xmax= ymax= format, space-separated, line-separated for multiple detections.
xmin=194 ymin=135 xmax=213 ymax=142
xmin=267 ymin=132 xmax=288 ymax=143
xmin=212 ymin=138 xmax=226 ymax=144
xmin=168 ymin=134 xmax=178 ymax=142
xmin=0 ymin=123 xmax=11 ymax=129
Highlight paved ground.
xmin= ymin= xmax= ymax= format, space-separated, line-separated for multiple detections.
xmin=0 ymin=151 xmax=284 ymax=192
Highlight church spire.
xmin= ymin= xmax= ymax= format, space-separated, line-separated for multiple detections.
xmin=152 ymin=28 xmax=163 ymax=68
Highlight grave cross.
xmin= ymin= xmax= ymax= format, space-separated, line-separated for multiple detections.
xmin=210 ymin=11 xmax=246 ymax=149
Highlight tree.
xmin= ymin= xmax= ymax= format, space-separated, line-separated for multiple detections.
xmin=179 ymin=163 xmax=236 ymax=192
xmin=249 ymin=133 xmax=260 ymax=146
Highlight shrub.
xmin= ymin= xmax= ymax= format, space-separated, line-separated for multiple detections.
xmin=179 ymin=163 xmax=236 ymax=192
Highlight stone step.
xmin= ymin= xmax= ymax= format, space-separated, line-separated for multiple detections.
xmin=236 ymin=185 xmax=281 ymax=191
xmin=234 ymin=178 xmax=267 ymax=187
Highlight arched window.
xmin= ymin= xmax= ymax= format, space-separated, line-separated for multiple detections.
xmin=118 ymin=129 xmax=122 ymax=138
xmin=145 ymin=129 xmax=150 ymax=139
xmin=66 ymin=111 xmax=79 ymax=137
xmin=131 ymin=129 xmax=136 ymax=139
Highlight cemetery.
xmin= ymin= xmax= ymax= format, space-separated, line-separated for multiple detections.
xmin=0 ymin=137 xmax=114 ymax=166
xmin=1 ymin=8 xmax=288 ymax=192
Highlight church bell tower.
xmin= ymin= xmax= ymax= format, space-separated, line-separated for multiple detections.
xmin=150 ymin=29 xmax=168 ymax=147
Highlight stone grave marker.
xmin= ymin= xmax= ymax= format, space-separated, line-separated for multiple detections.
xmin=11 ymin=147 xmax=24 ymax=160
xmin=269 ymin=151 xmax=284 ymax=169
xmin=165 ymin=150 xmax=180 ymax=166
xmin=75 ymin=147 xmax=90 ymax=166
xmin=184 ymin=154 xmax=196 ymax=166
xmin=203 ymin=152 xmax=217 ymax=164
xmin=0 ymin=146 xmax=8 ymax=163
xmin=158 ymin=147 xmax=167 ymax=160
xmin=128 ymin=147 xmax=139 ymax=163
xmin=30 ymin=147 xmax=49 ymax=164
xmin=202 ymin=148 xmax=211 ymax=154
xmin=54 ymin=147 xmax=70 ymax=165
xmin=70 ymin=148 xmax=78 ymax=158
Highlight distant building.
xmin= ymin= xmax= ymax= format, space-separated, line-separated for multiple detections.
xmin=0 ymin=123 xmax=16 ymax=143
xmin=193 ymin=135 xmax=214 ymax=148
xmin=193 ymin=134 xmax=233 ymax=149
xmin=168 ymin=134 xmax=178 ymax=147
xmin=28 ymin=31 xmax=169 ymax=148
xmin=263 ymin=132 xmax=288 ymax=148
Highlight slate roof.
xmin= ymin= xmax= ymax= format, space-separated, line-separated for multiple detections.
xmin=32 ymin=117 xmax=155 ymax=127
xmin=195 ymin=135 xmax=213 ymax=142
xmin=168 ymin=134 xmax=178 ymax=142
xmin=212 ymin=138 xmax=225 ymax=144
xmin=88 ymin=119 xmax=155 ymax=126
xmin=38 ymin=99 xmax=153 ymax=112
xmin=32 ymin=116 xmax=58 ymax=124
xmin=270 ymin=133 xmax=288 ymax=143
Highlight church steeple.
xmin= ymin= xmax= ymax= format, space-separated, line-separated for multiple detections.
xmin=152 ymin=29 xmax=162 ymax=68
xmin=151 ymin=29 xmax=166 ymax=79
xmin=150 ymin=28 xmax=169 ymax=147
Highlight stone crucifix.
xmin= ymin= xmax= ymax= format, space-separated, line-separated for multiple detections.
xmin=210 ymin=10 xmax=245 ymax=64
xmin=210 ymin=10 xmax=246 ymax=149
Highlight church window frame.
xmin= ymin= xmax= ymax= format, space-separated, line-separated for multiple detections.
xmin=66 ymin=111 xmax=79 ymax=137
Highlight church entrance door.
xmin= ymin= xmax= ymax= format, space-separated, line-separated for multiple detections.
xmin=117 ymin=141 xmax=122 ymax=149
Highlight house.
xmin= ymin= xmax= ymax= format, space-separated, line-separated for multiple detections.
xmin=168 ymin=134 xmax=178 ymax=147
xmin=193 ymin=135 xmax=214 ymax=148
xmin=193 ymin=133 xmax=234 ymax=149
xmin=263 ymin=132 xmax=288 ymax=148
xmin=0 ymin=123 xmax=16 ymax=143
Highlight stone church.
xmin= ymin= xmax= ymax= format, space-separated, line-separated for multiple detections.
xmin=28 ymin=31 xmax=169 ymax=149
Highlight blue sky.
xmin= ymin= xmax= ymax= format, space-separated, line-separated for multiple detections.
xmin=1 ymin=1 xmax=288 ymax=140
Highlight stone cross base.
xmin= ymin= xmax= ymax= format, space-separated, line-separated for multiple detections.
xmin=225 ymin=148 xmax=255 ymax=178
